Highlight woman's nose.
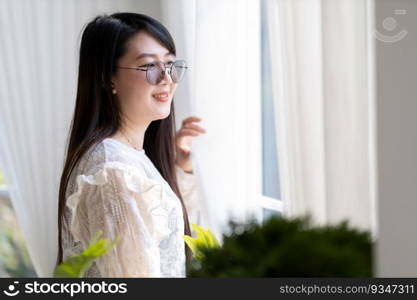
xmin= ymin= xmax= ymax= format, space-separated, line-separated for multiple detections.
xmin=160 ymin=69 xmax=173 ymax=84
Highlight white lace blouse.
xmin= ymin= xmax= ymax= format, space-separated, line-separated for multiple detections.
xmin=61 ymin=137 xmax=201 ymax=278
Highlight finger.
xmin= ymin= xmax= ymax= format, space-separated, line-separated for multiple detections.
xmin=182 ymin=116 xmax=202 ymax=126
xmin=178 ymin=128 xmax=200 ymax=137
xmin=184 ymin=123 xmax=207 ymax=133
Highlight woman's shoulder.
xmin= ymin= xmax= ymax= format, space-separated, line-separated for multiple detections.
xmin=78 ymin=137 xmax=146 ymax=175
xmin=66 ymin=138 xmax=157 ymax=200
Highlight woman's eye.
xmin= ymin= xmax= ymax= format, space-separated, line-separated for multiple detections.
xmin=140 ymin=61 xmax=174 ymax=68
xmin=140 ymin=63 xmax=156 ymax=68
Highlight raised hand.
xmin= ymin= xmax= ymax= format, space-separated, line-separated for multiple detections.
xmin=175 ymin=116 xmax=206 ymax=173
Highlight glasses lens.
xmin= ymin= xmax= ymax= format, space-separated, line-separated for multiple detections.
xmin=146 ymin=61 xmax=187 ymax=85
xmin=171 ymin=60 xmax=187 ymax=83
xmin=146 ymin=64 xmax=164 ymax=85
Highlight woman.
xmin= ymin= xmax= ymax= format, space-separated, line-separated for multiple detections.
xmin=57 ymin=12 xmax=206 ymax=277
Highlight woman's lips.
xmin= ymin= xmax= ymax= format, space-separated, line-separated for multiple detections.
xmin=152 ymin=92 xmax=169 ymax=102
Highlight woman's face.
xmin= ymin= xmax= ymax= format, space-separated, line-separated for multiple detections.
xmin=112 ymin=31 xmax=178 ymax=123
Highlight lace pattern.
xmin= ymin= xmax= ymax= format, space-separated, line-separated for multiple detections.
xmin=61 ymin=138 xmax=201 ymax=277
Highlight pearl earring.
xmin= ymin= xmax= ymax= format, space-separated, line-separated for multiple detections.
xmin=112 ymin=89 xmax=116 ymax=95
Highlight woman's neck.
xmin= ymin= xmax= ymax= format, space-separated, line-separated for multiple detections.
xmin=111 ymin=120 xmax=150 ymax=151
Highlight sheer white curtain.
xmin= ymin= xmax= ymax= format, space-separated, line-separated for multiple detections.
xmin=266 ymin=0 xmax=377 ymax=236
xmin=0 ymin=0 xmax=163 ymax=277
xmin=162 ymin=0 xmax=263 ymax=240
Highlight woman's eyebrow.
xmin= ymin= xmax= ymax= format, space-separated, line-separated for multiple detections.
xmin=135 ymin=52 xmax=175 ymax=60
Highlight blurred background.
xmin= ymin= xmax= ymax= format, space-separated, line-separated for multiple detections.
xmin=0 ymin=0 xmax=416 ymax=277
xmin=0 ymin=169 xmax=36 ymax=276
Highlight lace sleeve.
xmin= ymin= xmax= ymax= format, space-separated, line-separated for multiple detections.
xmin=175 ymin=165 xmax=202 ymax=226
xmin=67 ymin=162 xmax=171 ymax=277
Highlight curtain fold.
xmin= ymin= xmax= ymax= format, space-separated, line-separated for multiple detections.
xmin=0 ymin=0 xmax=163 ymax=277
xmin=162 ymin=0 xmax=263 ymax=240
xmin=267 ymin=0 xmax=376 ymax=236
xmin=0 ymin=0 xmax=77 ymax=277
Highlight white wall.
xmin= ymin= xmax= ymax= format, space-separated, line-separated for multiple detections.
xmin=374 ymin=0 xmax=417 ymax=277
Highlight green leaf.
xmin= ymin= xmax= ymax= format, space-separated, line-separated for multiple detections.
xmin=183 ymin=224 xmax=220 ymax=261
xmin=54 ymin=231 xmax=119 ymax=278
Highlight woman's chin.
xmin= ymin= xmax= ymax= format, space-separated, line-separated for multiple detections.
xmin=153 ymin=109 xmax=171 ymax=120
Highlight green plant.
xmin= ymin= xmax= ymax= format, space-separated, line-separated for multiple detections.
xmin=0 ymin=203 xmax=36 ymax=277
xmin=54 ymin=231 xmax=119 ymax=278
xmin=183 ymin=224 xmax=220 ymax=261
xmin=0 ymin=227 xmax=36 ymax=277
xmin=187 ymin=215 xmax=373 ymax=277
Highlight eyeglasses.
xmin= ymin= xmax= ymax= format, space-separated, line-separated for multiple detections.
xmin=115 ymin=60 xmax=188 ymax=85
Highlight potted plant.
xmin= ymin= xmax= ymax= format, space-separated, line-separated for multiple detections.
xmin=186 ymin=215 xmax=373 ymax=277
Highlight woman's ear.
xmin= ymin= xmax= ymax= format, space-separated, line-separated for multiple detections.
xmin=111 ymin=76 xmax=117 ymax=95
xmin=111 ymin=83 xmax=117 ymax=95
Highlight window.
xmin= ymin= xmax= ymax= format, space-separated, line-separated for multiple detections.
xmin=259 ymin=0 xmax=283 ymax=221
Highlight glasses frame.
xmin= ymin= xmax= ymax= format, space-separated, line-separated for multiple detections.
xmin=115 ymin=59 xmax=188 ymax=85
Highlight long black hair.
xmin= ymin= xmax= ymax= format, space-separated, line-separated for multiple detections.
xmin=57 ymin=12 xmax=192 ymax=268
